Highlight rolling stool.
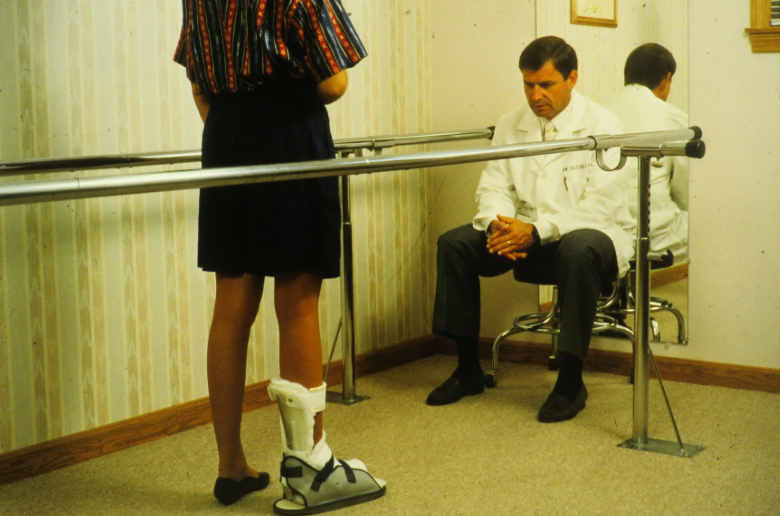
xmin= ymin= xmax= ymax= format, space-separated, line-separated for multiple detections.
xmin=484 ymin=250 xmax=686 ymax=388
xmin=604 ymin=250 xmax=687 ymax=347
xmin=484 ymin=278 xmax=634 ymax=388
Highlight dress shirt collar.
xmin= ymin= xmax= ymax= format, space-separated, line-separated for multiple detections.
xmin=539 ymin=94 xmax=574 ymax=136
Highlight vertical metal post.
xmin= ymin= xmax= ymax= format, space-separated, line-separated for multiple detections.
xmin=340 ymin=172 xmax=358 ymax=402
xmin=632 ymin=155 xmax=651 ymax=445
xmin=618 ymin=152 xmax=704 ymax=458
xmin=331 ymin=150 xmax=369 ymax=405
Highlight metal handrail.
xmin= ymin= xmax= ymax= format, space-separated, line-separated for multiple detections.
xmin=0 ymin=127 xmax=706 ymax=451
xmin=0 ymin=128 xmax=702 ymax=207
xmin=0 ymin=128 xmax=495 ymax=177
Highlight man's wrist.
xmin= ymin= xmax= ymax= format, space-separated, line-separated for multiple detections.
xmin=527 ymin=224 xmax=542 ymax=251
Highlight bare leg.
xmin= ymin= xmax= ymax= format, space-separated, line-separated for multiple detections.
xmin=207 ymin=272 xmax=264 ymax=480
xmin=274 ymin=271 xmax=324 ymax=444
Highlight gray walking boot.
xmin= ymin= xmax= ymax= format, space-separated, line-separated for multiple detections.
xmin=267 ymin=378 xmax=386 ymax=515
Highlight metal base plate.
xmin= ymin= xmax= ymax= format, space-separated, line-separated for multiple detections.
xmin=326 ymin=390 xmax=370 ymax=406
xmin=618 ymin=438 xmax=705 ymax=458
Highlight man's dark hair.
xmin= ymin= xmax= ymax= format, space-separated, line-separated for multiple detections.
xmin=624 ymin=43 xmax=676 ymax=89
xmin=519 ymin=36 xmax=578 ymax=80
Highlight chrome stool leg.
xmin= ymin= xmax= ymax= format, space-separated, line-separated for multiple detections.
xmin=487 ymin=287 xmax=561 ymax=388
xmin=486 ymin=327 xmax=523 ymax=388
xmin=548 ymin=286 xmax=561 ymax=371
xmin=648 ymin=297 xmax=687 ymax=344
xmin=549 ymin=332 xmax=561 ymax=371
xmin=657 ymin=300 xmax=687 ymax=344
xmin=650 ymin=317 xmax=661 ymax=341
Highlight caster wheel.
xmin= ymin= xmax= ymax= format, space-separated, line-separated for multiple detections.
xmin=485 ymin=374 xmax=497 ymax=388
xmin=548 ymin=356 xmax=561 ymax=371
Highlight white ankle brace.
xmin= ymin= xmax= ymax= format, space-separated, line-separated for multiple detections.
xmin=267 ymin=378 xmax=331 ymax=470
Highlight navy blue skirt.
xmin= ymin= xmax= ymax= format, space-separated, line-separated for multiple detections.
xmin=198 ymin=79 xmax=341 ymax=278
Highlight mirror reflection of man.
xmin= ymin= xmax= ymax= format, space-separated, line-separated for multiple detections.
xmin=426 ymin=36 xmax=635 ymax=423
xmin=602 ymin=43 xmax=689 ymax=262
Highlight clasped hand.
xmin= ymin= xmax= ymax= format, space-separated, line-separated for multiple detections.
xmin=487 ymin=214 xmax=535 ymax=261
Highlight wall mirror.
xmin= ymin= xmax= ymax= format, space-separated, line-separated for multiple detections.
xmin=536 ymin=0 xmax=690 ymax=348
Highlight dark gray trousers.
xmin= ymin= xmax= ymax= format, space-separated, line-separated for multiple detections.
xmin=432 ymin=224 xmax=619 ymax=361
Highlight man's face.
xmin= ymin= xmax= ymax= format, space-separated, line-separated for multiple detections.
xmin=522 ymin=60 xmax=578 ymax=120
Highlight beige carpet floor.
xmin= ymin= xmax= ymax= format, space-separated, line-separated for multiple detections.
xmin=1 ymin=354 xmax=779 ymax=516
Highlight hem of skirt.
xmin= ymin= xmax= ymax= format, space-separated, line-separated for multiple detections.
xmin=198 ymin=265 xmax=340 ymax=280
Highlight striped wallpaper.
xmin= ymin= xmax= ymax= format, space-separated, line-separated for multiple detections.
xmin=0 ymin=0 xmax=433 ymax=453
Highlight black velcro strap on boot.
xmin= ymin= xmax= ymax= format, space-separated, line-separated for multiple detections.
xmin=338 ymin=459 xmax=356 ymax=483
xmin=280 ymin=461 xmax=303 ymax=479
xmin=310 ymin=455 xmax=336 ymax=492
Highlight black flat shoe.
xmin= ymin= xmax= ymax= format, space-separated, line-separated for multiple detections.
xmin=426 ymin=374 xmax=485 ymax=406
xmin=214 ymin=472 xmax=270 ymax=506
xmin=537 ymin=385 xmax=588 ymax=423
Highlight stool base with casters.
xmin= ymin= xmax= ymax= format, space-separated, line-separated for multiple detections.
xmin=485 ymin=284 xmax=635 ymax=388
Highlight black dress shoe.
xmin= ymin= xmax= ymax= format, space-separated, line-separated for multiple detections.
xmin=213 ymin=472 xmax=270 ymax=505
xmin=426 ymin=374 xmax=485 ymax=406
xmin=537 ymin=385 xmax=588 ymax=423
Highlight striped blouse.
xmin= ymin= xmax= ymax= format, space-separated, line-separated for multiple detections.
xmin=174 ymin=0 xmax=367 ymax=95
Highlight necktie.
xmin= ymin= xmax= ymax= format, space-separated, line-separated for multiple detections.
xmin=543 ymin=120 xmax=557 ymax=141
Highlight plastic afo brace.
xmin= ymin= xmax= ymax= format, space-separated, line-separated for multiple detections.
xmin=267 ymin=378 xmax=330 ymax=466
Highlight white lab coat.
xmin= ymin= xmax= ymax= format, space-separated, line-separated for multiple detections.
xmin=602 ymin=84 xmax=689 ymax=262
xmin=473 ymin=90 xmax=636 ymax=277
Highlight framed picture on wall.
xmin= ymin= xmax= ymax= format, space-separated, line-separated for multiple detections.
xmin=571 ymin=0 xmax=617 ymax=28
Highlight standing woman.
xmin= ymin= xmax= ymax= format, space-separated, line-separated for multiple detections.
xmin=174 ymin=1 xmax=385 ymax=513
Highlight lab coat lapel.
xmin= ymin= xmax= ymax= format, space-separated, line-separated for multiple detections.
xmin=517 ymin=108 xmax=544 ymax=168
xmin=543 ymin=92 xmax=587 ymax=168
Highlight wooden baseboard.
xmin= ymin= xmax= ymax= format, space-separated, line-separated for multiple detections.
xmin=651 ymin=262 xmax=688 ymax=288
xmin=3 ymin=332 xmax=777 ymax=486
xmin=451 ymin=337 xmax=780 ymax=394
xmin=0 ymin=335 xmax=440 ymax=487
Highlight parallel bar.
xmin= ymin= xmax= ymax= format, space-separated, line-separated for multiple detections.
xmin=0 ymin=151 xmax=202 ymax=177
xmin=0 ymin=128 xmax=495 ymax=176
xmin=621 ymin=141 xmax=705 ymax=159
xmin=363 ymin=128 xmax=495 ymax=149
xmin=0 ymin=137 xmax=595 ymax=206
xmin=0 ymin=127 xmax=706 ymax=428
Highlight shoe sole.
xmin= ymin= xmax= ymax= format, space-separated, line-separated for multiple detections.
xmin=273 ymin=485 xmax=386 ymax=515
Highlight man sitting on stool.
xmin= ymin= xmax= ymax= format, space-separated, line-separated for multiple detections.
xmin=426 ymin=36 xmax=636 ymax=423
xmin=602 ymin=43 xmax=689 ymax=263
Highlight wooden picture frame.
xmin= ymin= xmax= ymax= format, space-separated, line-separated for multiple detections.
xmin=745 ymin=0 xmax=780 ymax=52
xmin=570 ymin=0 xmax=617 ymax=28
